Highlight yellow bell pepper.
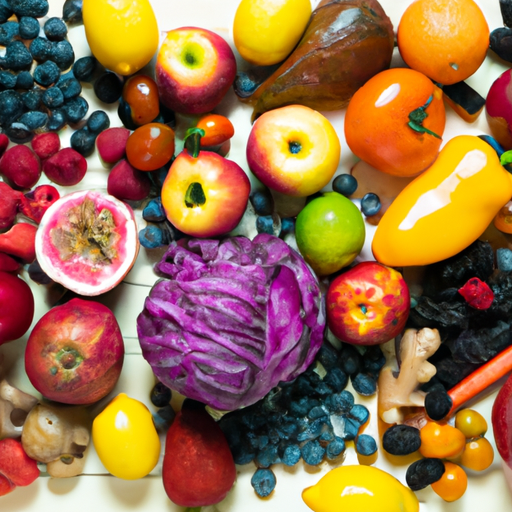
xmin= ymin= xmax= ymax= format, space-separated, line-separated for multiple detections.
xmin=302 ymin=465 xmax=419 ymax=512
xmin=372 ymin=135 xmax=512 ymax=266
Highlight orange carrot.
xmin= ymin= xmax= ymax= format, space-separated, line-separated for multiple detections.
xmin=447 ymin=344 xmax=512 ymax=416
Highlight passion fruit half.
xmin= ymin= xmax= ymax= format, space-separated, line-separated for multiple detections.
xmin=36 ymin=190 xmax=139 ymax=296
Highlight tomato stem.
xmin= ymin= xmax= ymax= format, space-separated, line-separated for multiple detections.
xmin=184 ymin=127 xmax=206 ymax=158
xmin=408 ymin=95 xmax=441 ymax=139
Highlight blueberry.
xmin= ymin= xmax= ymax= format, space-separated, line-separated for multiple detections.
xmin=0 ymin=70 xmax=17 ymax=89
xmin=28 ymin=259 xmax=53 ymax=285
xmin=348 ymin=404 xmax=370 ymax=425
xmin=256 ymin=214 xmax=277 ymax=235
xmin=117 ymin=98 xmax=137 ymax=129
xmin=150 ymin=381 xmax=172 ymax=407
xmin=301 ymin=439 xmax=326 ymax=465
xmin=57 ymin=75 xmax=81 ymax=99
xmin=339 ymin=344 xmax=363 ymax=375
xmin=351 ymin=372 xmax=377 ymax=396
xmin=33 ymin=60 xmax=60 ymax=86
xmin=18 ymin=16 xmax=40 ymax=39
xmin=86 ymin=109 xmax=109 ymax=134
xmin=0 ymin=90 xmax=24 ymax=125
xmin=319 ymin=429 xmax=335 ymax=443
xmin=406 ymin=458 xmax=445 ymax=491
xmin=297 ymin=417 xmax=328 ymax=442
xmin=0 ymin=0 xmax=13 ymax=22
xmin=10 ymin=0 xmax=49 ymax=17
xmin=18 ymin=110 xmax=47 ymax=130
xmin=382 ymin=424 xmax=421 ymax=456
xmin=497 ymin=247 xmax=512 ymax=272
xmin=280 ymin=444 xmax=301 ymax=466
xmin=153 ymin=404 xmax=176 ymax=431
xmin=308 ymin=405 xmax=328 ymax=420
xmin=233 ymin=443 xmax=256 ymax=465
xmin=43 ymin=16 xmax=67 ymax=40
xmin=256 ymin=444 xmax=279 ymax=468
xmin=47 ymin=107 xmax=67 ymax=131
xmin=424 ymin=388 xmax=452 ymax=421
xmin=41 ymin=86 xmax=64 ymax=108
xmin=356 ymin=434 xmax=377 ymax=456
xmin=0 ymin=21 xmax=19 ymax=46
xmin=5 ymin=40 xmax=33 ymax=70
xmin=139 ymin=224 xmax=167 ymax=249
xmin=235 ymin=71 xmax=262 ymax=98
xmin=94 ymin=71 xmax=123 ymax=104
xmin=342 ymin=417 xmax=359 ymax=440
xmin=62 ymin=0 xmax=83 ymax=24
xmin=279 ymin=217 xmax=295 ymax=238
xmin=250 ymin=190 xmax=273 ymax=216
xmin=143 ymin=200 xmax=165 ymax=224
xmin=63 ymin=95 xmax=88 ymax=123
xmin=362 ymin=345 xmax=386 ymax=373
xmin=29 ymin=36 xmax=52 ymax=62
xmin=325 ymin=390 xmax=354 ymax=415
xmin=251 ymin=468 xmax=276 ymax=498
xmin=16 ymin=70 xmax=34 ymax=89
xmin=5 ymin=121 xmax=33 ymax=143
xmin=50 ymin=39 xmax=74 ymax=70
xmin=323 ymin=367 xmax=348 ymax=393
xmin=361 ymin=192 xmax=381 ymax=217
xmin=21 ymin=88 xmax=42 ymax=110
xmin=256 ymin=435 xmax=269 ymax=450
xmin=70 ymin=126 xmax=96 ymax=156
xmin=332 ymin=173 xmax=358 ymax=196
xmin=326 ymin=436 xmax=345 ymax=460
xmin=73 ymin=56 xmax=97 ymax=82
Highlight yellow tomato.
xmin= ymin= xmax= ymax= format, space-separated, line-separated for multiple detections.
xmin=302 ymin=465 xmax=419 ymax=512
xmin=82 ymin=0 xmax=159 ymax=76
xmin=92 ymin=393 xmax=160 ymax=480
xmin=233 ymin=0 xmax=311 ymax=66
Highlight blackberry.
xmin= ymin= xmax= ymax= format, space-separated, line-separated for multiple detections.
xmin=18 ymin=16 xmax=40 ymax=39
xmin=43 ymin=16 xmax=67 ymax=41
xmin=382 ymin=424 xmax=421 ymax=456
xmin=33 ymin=60 xmax=60 ymax=86
xmin=42 ymin=86 xmax=64 ymax=108
xmin=0 ymin=21 xmax=20 ymax=46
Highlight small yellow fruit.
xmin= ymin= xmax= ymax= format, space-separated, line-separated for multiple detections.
xmin=92 ymin=393 xmax=160 ymax=480
xmin=302 ymin=465 xmax=419 ymax=512
xmin=82 ymin=0 xmax=159 ymax=76
xmin=233 ymin=0 xmax=311 ymax=66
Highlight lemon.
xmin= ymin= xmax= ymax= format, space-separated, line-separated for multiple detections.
xmin=233 ymin=0 xmax=311 ymax=66
xmin=83 ymin=0 xmax=158 ymax=76
xmin=295 ymin=192 xmax=365 ymax=276
xmin=302 ymin=465 xmax=419 ymax=512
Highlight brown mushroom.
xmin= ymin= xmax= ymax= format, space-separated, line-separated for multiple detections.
xmin=0 ymin=379 xmax=38 ymax=439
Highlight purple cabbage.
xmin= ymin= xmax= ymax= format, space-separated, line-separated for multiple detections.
xmin=137 ymin=234 xmax=325 ymax=411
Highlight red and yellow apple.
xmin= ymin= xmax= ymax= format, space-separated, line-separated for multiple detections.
xmin=326 ymin=261 xmax=410 ymax=345
xmin=492 ymin=372 xmax=512 ymax=474
xmin=246 ymin=105 xmax=341 ymax=197
xmin=25 ymin=298 xmax=124 ymax=405
xmin=161 ymin=149 xmax=250 ymax=238
xmin=156 ymin=27 xmax=237 ymax=115
xmin=0 ymin=271 xmax=34 ymax=346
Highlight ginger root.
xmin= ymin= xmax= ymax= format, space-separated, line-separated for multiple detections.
xmin=378 ymin=327 xmax=441 ymax=425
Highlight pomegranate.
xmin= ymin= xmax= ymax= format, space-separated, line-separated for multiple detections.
xmin=0 ymin=271 xmax=34 ymax=345
xmin=25 ymin=298 xmax=124 ymax=405
xmin=35 ymin=190 xmax=139 ymax=296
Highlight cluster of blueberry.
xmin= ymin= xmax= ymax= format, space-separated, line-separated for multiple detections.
xmin=218 ymin=342 xmax=385 ymax=497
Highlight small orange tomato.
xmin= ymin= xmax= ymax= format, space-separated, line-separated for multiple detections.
xmin=460 ymin=437 xmax=494 ymax=471
xmin=454 ymin=409 xmax=488 ymax=438
xmin=196 ymin=114 xmax=235 ymax=147
xmin=344 ymin=67 xmax=445 ymax=177
xmin=494 ymin=200 xmax=512 ymax=234
xmin=419 ymin=421 xmax=466 ymax=459
xmin=122 ymin=75 xmax=160 ymax=126
xmin=431 ymin=462 xmax=468 ymax=502
xmin=126 ymin=123 xmax=175 ymax=171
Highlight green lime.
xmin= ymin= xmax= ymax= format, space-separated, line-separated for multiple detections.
xmin=295 ymin=192 xmax=365 ymax=276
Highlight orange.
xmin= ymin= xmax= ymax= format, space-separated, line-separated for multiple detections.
xmin=397 ymin=0 xmax=489 ymax=86
xmin=344 ymin=67 xmax=445 ymax=177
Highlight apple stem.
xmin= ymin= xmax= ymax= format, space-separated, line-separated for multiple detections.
xmin=184 ymin=127 xmax=206 ymax=158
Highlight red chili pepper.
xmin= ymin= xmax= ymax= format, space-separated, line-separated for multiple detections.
xmin=458 ymin=277 xmax=494 ymax=309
